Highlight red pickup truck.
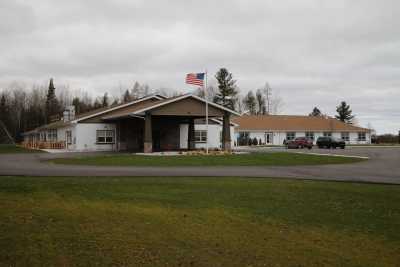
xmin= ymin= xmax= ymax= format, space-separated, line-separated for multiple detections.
xmin=286 ymin=137 xmax=313 ymax=149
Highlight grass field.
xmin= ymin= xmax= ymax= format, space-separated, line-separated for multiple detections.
xmin=51 ymin=152 xmax=366 ymax=166
xmin=0 ymin=144 xmax=41 ymax=154
xmin=1 ymin=176 xmax=399 ymax=266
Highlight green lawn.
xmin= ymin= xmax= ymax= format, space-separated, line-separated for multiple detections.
xmin=0 ymin=144 xmax=41 ymax=154
xmin=0 ymin=176 xmax=399 ymax=266
xmin=51 ymin=152 xmax=366 ymax=166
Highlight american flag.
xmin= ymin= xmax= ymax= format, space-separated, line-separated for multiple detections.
xmin=186 ymin=73 xmax=205 ymax=87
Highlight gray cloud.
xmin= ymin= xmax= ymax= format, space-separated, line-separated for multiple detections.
xmin=0 ymin=0 xmax=399 ymax=133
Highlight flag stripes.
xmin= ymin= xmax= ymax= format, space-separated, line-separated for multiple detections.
xmin=186 ymin=73 xmax=205 ymax=87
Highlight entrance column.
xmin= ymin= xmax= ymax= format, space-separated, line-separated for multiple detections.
xmin=222 ymin=111 xmax=231 ymax=151
xmin=188 ymin=118 xmax=195 ymax=150
xmin=144 ymin=112 xmax=152 ymax=153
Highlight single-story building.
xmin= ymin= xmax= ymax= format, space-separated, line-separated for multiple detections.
xmin=232 ymin=115 xmax=371 ymax=145
xmin=22 ymin=94 xmax=238 ymax=152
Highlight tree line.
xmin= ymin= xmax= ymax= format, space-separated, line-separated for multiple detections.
xmin=0 ymin=68 xmax=285 ymax=142
xmin=0 ymin=79 xmax=161 ymax=142
xmin=0 ymin=67 xmax=372 ymax=143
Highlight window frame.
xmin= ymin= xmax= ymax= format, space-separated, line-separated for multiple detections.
xmin=305 ymin=132 xmax=315 ymax=140
xmin=323 ymin=132 xmax=332 ymax=137
xmin=47 ymin=129 xmax=57 ymax=142
xmin=286 ymin=132 xmax=296 ymax=141
xmin=195 ymin=130 xmax=207 ymax=143
xmin=96 ymin=130 xmax=115 ymax=144
xmin=358 ymin=132 xmax=366 ymax=141
xmin=341 ymin=132 xmax=350 ymax=142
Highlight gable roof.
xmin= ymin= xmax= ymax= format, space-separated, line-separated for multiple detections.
xmin=72 ymin=94 xmax=165 ymax=123
xmin=130 ymin=94 xmax=240 ymax=116
xmin=22 ymin=94 xmax=165 ymax=135
xmin=232 ymin=115 xmax=370 ymax=132
xmin=102 ymin=94 xmax=240 ymax=119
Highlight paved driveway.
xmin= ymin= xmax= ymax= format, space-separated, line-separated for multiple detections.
xmin=0 ymin=147 xmax=399 ymax=184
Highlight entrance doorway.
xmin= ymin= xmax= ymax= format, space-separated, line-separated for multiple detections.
xmin=264 ymin=132 xmax=273 ymax=145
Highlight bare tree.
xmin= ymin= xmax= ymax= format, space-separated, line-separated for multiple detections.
xmin=194 ymin=85 xmax=217 ymax=101
xmin=261 ymin=82 xmax=284 ymax=115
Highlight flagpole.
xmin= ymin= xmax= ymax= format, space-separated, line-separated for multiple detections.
xmin=205 ymin=70 xmax=209 ymax=154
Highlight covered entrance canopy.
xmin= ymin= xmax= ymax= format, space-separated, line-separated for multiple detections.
xmin=100 ymin=94 xmax=240 ymax=153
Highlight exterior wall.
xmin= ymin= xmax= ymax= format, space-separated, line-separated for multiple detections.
xmin=75 ymin=123 xmax=117 ymax=151
xmin=180 ymin=124 xmax=235 ymax=149
xmin=235 ymin=130 xmax=371 ymax=145
xmin=57 ymin=125 xmax=76 ymax=150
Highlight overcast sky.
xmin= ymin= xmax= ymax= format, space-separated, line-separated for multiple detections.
xmin=0 ymin=0 xmax=399 ymax=133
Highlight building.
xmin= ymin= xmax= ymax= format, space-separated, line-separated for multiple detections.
xmin=22 ymin=94 xmax=238 ymax=152
xmin=23 ymin=96 xmax=373 ymax=151
xmin=232 ymin=115 xmax=371 ymax=145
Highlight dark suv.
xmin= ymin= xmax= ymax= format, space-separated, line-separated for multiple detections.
xmin=316 ymin=136 xmax=346 ymax=149
xmin=287 ymin=137 xmax=313 ymax=149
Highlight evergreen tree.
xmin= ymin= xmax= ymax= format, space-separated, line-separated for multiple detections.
xmin=213 ymin=68 xmax=238 ymax=110
xmin=243 ymin=91 xmax=257 ymax=115
xmin=309 ymin=107 xmax=322 ymax=116
xmin=72 ymin=97 xmax=81 ymax=114
xmin=123 ymin=89 xmax=131 ymax=103
xmin=255 ymin=89 xmax=266 ymax=115
xmin=101 ymin=93 xmax=109 ymax=107
xmin=0 ymin=94 xmax=7 ymax=121
xmin=335 ymin=101 xmax=354 ymax=123
xmin=45 ymin=78 xmax=60 ymax=123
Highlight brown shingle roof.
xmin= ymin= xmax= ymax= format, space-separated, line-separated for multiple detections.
xmin=232 ymin=115 xmax=370 ymax=132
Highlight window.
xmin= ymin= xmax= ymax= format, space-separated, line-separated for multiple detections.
xmin=47 ymin=129 xmax=57 ymax=142
xmin=41 ymin=132 xmax=46 ymax=141
xmin=341 ymin=132 xmax=349 ymax=141
xmin=66 ymin=131 xmax=72 ymax=144
xmin=305 ymin=132 xmax=314 ymax=140
xmin=323 ymin=132 xmax=332 ymax=137
xmin=96 ymin=130 xmax=115 ymax=144
xmin=358 ymin=132 xmax=366 ymax=141
xmin=195 ymin=130 xmax=207 ymax=142
xmin=286 ymin=132 xmax=296 ymax=141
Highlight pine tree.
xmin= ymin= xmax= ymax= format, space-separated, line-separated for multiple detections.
xmin=335 ymin=101 xmax=354 ymax=123
xmin=101 ymin=93 xmax=109 ymax=107
xmin=72 ymin=97 xmax=81 ymax=114
xmin=0 ymin=94 xmax=7 ymax=121
xmin=243 ymin=91 xmax=257 ymax=115
xmin=255 ymin=89 xmax=266 ymax=115
xmin=123 ymin=89 xmax=131 ymax=103
xmin=213 ymin=68 xmax=238 ymax=110
xmin=45 ymin=78 xmax=60 ymax=123
xmin=309 ymin=107 xmax=322 ymax=116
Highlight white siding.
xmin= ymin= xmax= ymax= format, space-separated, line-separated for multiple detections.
xmin=235 ymin=130 xmax=371 ymax=145
xmin=179 ymin=124 xmax=235 ymax=149
xmin=75 ymin=123 xmax=117 ymax=151
xmin=57 ymin=125 xmax=76 ymax=150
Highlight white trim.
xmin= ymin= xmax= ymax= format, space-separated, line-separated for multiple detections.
xmin=208 ymin=118 xmax=239 ymax=127
xmin=71 ymin=95 xmax=163 ymax=123
xmin=131 ymin=94 xmax=241 ymax=116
